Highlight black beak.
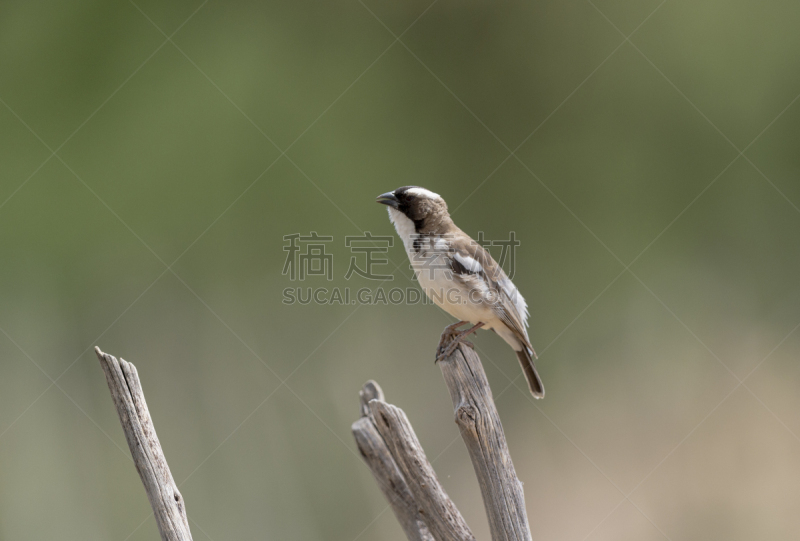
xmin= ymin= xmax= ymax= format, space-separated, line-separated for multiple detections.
xmin=376 ymin=191 xmax=399 ymax=209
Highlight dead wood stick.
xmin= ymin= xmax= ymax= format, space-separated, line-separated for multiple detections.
xmin=95 ymin=347 xmax=192 ymax=541
xmin=351 ymin=381 xmax=434 ymax=541
xmin=437 ymin=344 xmax=532 ymax=541
xmin=370 ymin=399 xmax=475 ymax=541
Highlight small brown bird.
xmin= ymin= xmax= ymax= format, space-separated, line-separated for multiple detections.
xmin=377 ymin=186 xmax=544 ymax=398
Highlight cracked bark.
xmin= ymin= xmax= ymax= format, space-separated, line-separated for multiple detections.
xmin=353 ymin=341 xmax=531 ymax=540
xmin=95 ymin=347 xmax=192 ymax=541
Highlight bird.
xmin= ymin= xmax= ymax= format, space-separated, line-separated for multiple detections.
xmin=376 ymin=186 xmax=544 ymax=398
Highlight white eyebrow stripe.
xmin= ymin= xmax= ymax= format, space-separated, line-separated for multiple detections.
xmin=454 ymin=252 xmax=483 ymax=274
xmin=405 ymin=187 xmax=441 ymax=200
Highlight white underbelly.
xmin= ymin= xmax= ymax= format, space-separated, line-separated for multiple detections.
xmin=415 ymin=266 xmax=495 ymax=324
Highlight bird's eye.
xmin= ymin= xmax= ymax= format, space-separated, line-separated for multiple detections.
xmin=406 ymin=195 xmax=416 ymax=201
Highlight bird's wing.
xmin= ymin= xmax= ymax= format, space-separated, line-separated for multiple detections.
xmin=449 ymin=235 xmax=533 ymax=350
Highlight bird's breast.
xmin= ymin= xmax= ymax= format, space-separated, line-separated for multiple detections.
xmin=412 ymin=251 xmax=496 ymax=324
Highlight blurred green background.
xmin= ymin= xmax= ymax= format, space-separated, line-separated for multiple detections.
xmin=1 ymin=0 xmax=799 ymax=539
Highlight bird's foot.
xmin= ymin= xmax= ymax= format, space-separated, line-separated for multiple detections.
xmin=436 ymin=321 xmax=467 ymax=362
xmin=435 ymin=322 xmax=484 ymax=362
xmin=436 ymin=321 xmax=467 ymax=359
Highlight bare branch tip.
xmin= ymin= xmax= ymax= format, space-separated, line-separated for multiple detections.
xmin=359 ymin=380 xmax=385 ymax=417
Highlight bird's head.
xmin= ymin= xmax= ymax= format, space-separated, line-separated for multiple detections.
xmin=376 ymin=186 xmax=451 ymax=233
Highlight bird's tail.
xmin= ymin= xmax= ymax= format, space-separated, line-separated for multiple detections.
xmin=516 ymin=347 xmax=545 ymax=399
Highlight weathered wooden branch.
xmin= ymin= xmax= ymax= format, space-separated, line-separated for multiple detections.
xmin=370 ymin=399 xmax=475 ymax=541
xmin=352 ymin=380 xmax=474 ymax=541
xmin=95 ymin=347 xmax=192 ymax=541
xmin=354 ymin=342 xmax=531 ymax=541
xmin=351 ymin=382 xmax=435 ymax=541
xmin=438 ymin=344 xmax=532 ymax=541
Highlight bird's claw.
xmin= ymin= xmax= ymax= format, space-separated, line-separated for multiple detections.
xmin=436 ymin=321 xmax=466 ymax=362
xmin=435 ymin=322 xmax=479 ymax=362
xmin=435 ymin=338 xmax=476 ymax=362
